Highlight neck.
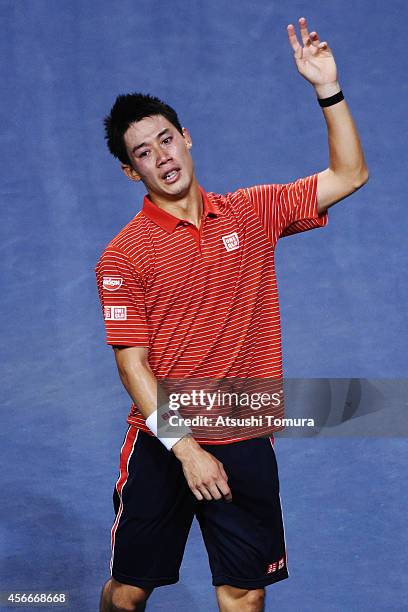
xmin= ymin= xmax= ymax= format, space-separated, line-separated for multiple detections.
xmin=148 ymin=178 xmax=203 ymax=228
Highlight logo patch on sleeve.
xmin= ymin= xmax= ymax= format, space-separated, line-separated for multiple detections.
xmin=222 ymin=232 xmax=240 ymax=252
xmin=104 ymin=306 xmax=127 ymax=320
xmin=103 ymin=276 xmax=123 ymax=291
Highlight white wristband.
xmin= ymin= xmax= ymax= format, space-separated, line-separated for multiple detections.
xmin=145 ymin=407 xmax=192 ymax=451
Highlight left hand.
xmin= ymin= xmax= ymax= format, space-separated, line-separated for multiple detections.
xmin=287 ymin=17 xmax=338 ymax=89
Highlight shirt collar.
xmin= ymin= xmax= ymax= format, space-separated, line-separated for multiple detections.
xmin=141 ymin=185 xmax=222 ymax=233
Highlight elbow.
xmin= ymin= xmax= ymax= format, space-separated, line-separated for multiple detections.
xmin=115 ymin=359 xmax=146 ymax=393
xmin=116 ymin=360 xmax=147 ymax=383
xmin=352 ymin=166 xmax=369 ymax=190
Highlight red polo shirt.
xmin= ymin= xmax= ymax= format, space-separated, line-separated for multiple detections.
xmin=95 ymin=173 xmax=328 ymax=443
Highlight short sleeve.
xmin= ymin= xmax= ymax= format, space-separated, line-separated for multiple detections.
xmin=95 ymin=248 xmax=150 ymax=347
xmin=242 ymin=173 xmax=328 ymax=246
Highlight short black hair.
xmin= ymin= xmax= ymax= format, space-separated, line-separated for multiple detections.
xmin=104 ymin=93 xmax=183 ymax=165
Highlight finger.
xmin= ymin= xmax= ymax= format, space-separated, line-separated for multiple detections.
xmin=298 ymin=16 xmax=312 ymax=47
xmin=217 ymin=465 xmax=232 ymax=501
xmin=286 ymin=24 xmax=302 ymax=56
xmin=216 ymin=478 xmax=232 ymax=501
xmin=199 ymin=486 xmax=214 ymax=501
xmin=309 ymin=31 xmax=320 ymax=48
xmin=192 ymin=488 xmax=204 ymax=501
xmin=222 ymin=489 xmax=233 ymax=503
xmin=318 ymin=41 xmax=329 ymax=50
xmin=207 ymin=484 xmax=223 ymax=501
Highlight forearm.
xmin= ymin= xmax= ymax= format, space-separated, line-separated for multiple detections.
xmin=315 ymin=81 xmax=368 ymax=185
xmin=115 ymin=352 xmax=159 ymax=420
xmin=114 ymin=347 xmax=200 ymax=456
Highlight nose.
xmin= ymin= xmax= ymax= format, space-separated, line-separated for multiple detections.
xmin=156 ymin=148 xmax=172 ymax=167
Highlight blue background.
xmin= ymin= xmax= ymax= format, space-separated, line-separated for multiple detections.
xmin=1 ymin=1 xmax=407 ymax=610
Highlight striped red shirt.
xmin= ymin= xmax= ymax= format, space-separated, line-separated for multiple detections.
xmin=95 ymin=173 xmax=328 ymax=443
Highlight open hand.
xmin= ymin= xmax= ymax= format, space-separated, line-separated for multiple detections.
xmin=287 ymin=17 xmax=338 ymax=88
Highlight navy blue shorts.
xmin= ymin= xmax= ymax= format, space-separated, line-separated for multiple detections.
xmin=110 ymin=427 xmax=288 ymax=590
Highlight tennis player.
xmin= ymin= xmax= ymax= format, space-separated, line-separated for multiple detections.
xmin=96 ymin=17 xmax=368 ymax=612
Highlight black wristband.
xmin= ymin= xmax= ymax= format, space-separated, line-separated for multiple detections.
xmin=318 ymin=90 xmax=344 ymax=108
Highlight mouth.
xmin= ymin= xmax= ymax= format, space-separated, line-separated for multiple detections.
xmin=161 ymin=168 xmax=181 ymax=184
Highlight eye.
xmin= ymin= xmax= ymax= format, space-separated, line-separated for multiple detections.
xmin=162 ymin=136 xmax=172 ymax=145
xmin=138 ymin=150 xmax=149 ymax=158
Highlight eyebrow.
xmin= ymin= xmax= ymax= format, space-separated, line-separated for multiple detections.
xmin=131 ymin=128 xmax=171 ymax=154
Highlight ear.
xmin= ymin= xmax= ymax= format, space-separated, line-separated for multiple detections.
xmin=182 ymin=127 xmax=193 ymax=149
xmin=121 ymin=164 xmax=142 ymax=182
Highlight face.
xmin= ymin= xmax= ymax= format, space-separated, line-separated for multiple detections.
xmin=122 ymin=115 xmax=194 ymax=201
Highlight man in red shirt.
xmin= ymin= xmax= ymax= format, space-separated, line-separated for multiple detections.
xmin=97 ymin=17 xmax=368 ymax=612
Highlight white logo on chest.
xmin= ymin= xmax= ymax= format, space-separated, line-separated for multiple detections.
xmin=222 ymin=232 xmax=240 ymax=252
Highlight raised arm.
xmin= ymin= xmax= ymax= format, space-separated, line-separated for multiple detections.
xmin=287 ymin=16 xmax=369 ymax=214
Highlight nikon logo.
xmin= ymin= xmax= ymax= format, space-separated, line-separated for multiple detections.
xmin=103 ymin=276 xmax=123 ymax=291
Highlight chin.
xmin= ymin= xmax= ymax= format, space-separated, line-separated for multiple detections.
xmin=166 ymin=178 xmax=191 ymax=197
